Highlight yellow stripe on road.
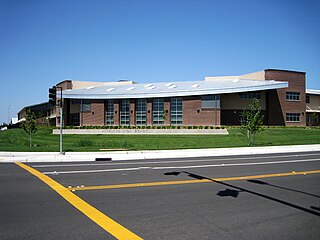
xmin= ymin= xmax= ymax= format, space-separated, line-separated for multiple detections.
xmin=15 ymin=162 xmax=143 ymax=240
xmin=69 ymin=169 xmax=320 ymax=191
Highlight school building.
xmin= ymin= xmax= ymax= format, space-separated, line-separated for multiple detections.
xmin=17 ymin=69 xmax=320 ymax=127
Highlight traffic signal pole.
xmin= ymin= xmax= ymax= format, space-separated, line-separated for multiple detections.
xmin=48 ymin=86 xmax=63 ymax=155
xmin=58 ymin=87 xmax=63 ymax=155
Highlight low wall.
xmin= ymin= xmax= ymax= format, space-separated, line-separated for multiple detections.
xmin=52 ymin=128 xmax=229 ymax=135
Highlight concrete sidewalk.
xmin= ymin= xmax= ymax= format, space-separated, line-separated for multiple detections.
xmin=1 ymin=144 xmax=320 ymax=163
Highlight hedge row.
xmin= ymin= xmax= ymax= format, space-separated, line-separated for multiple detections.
xmin=62 ymin=125 xmax=225 ymax=130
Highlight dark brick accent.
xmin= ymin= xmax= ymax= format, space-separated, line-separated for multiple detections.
xmin=265 ymin=70 xmax=306 ymax=126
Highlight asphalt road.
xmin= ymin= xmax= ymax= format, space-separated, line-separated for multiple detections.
xmin=1 ymin=151 xmax=320 ymax=239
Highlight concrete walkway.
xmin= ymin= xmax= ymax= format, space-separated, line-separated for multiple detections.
xmin=1 ymin=144 xmax=320 ymax=163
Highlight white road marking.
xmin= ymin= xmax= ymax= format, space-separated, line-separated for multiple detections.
xmin=33 ymin=152 xmax=320 ymax=168
xmin=42 ymin=158 xmax=320 ymax=175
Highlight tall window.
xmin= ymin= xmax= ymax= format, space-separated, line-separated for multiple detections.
xmin=105 ymin=100 xmax=114 ymax=125
xmin=153 ymin=98 xmax=164 ymax=125
xmin=136 ymin=99 xmax=147 ymax=126
xmin=286 ymin=113 xmax=300 ymax=122
xmin=171 ymin=98 xmax=183 ymax=125
xmin=120 ymin=100 xmax=130 ymax=125
xmin=286 ymin=92 xmax=300 ymax=101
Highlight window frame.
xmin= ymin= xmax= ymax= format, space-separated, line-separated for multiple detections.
xmin=152 ymin=98 xmax=164 ymax=125
xmin=286 ymin=92 xmax=300 ymax=101
xmin=105 ymin=100 xmax=114 ymax=125
xmin=136 ymin=99 xmax=147 ymax=126
xmin=120 ymin=99 xmax=130 ymax=126
xmin=170 ymin=97 xmax=183 ymax=126
xmin=286 ymin=113 xmax=301 ymax=122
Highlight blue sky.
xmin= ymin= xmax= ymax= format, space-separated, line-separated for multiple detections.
xmin=0 ymin=0 xmax=319 ymax=124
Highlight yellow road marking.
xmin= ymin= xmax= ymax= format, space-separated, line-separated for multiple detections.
xmin=15 ymin=162 xmax=143 ymax=240
xmin=69 ymin=169 xmax=320 ymax=191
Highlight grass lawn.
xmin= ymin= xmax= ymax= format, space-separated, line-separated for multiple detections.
xmin=0 ymin=127 xmax=319 ymax=152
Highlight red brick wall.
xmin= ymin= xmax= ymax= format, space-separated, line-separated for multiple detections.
xmin=114 ymin=100 xmax=120 ymax=126
xmin=81 ymin=100 xmax=105 ymax=126
xmin=164 ymin=98 xmax=171 ymax=125
xmin=183 ymin=96 xmax=221 ymax=126
xmin=265 ymin=70 xmax=306 ymax=126
xmin=130 ymin=100 xmax=135 ymax=126
xmin=146 ymin=99 xmax=153 ymax=126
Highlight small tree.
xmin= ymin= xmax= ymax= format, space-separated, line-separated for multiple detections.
xmin=241 ymin=98 xmax=264 ymax=146
xmin=22 ymin=109 xmax=37 ymax=147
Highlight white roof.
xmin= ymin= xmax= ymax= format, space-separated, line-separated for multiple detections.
xmin=62 ymin=78 xmax=288 ymax=99
xmin=306 ymin=89 xmax=320 ymax=95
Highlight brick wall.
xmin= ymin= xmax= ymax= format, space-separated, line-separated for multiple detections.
xmin=81 ymin=100 xmax=105 ymax=126
xmin=164 ymin=98 xmax=171 ymax=125
xmin=265 ymin=70 xmax=306 ymax=126
xmin=114 ymin=100 xmax=120 ymax=125
xmin=130 ymin=100 xmax=136 ymax=126
xmin=183 ymin=96 xmax=221 ymax=126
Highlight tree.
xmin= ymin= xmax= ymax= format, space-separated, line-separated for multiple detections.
xmin=22 ymin=109 xmax=37 ymax=147
xmin=241 ymin=98 xmax=264 ymax=146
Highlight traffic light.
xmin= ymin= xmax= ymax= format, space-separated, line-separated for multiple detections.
xmin=48 ymin=86 xmax=57 ymax=105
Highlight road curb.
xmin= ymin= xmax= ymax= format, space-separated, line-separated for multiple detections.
xmin=1 ymin=144 xmax=320 ymax=163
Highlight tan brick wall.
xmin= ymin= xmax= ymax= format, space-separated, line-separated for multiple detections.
xmin=307 ymin=94 xmax=320 ymax=111
xmin=183 ymin=96 xmax=220 ymax=126
xmin=221 ymin=92 xmax=266 ymax=110
xmin=265 ymin=70 xmax=306 ymax=126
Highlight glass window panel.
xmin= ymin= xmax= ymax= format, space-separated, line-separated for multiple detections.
xmin=170 ymin=97 xmax=183 ymax=126
xmin=136 ymin=99 xmax=146 ymax=126
xmin=105 ymin=100 xmax=114 ymax=125
xmin=120 ymin=100 xmax=130 ymax=126
xmin=153 ymin=98 xmax=164 ymax=125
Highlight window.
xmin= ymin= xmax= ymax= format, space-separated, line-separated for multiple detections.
xmin=70 ymin=113 xmax=80 ymax=126
xmin=136 ymin=99 xmax=147 ymax=126
xmin=171 ymin=98 xmax=183 ymax=125
xmin=286 ymin=113 xmax=300 ymax=122
xmin=120 ymin=100 xmax=130 ymax=125
xmin=239 ymin=92 xmax=261 ymax=100
xmin=71 ymin=99 xmax=81 ymax=105
xmin=286 ymin=92 xmax=300 ymax=101
xmin=153 ymin=98 xmax=164 ymax=125
xmin=81 ymin=100 xmax=91 ymax=112
xmin=105 ymin=100 xmax=114 ymax=125
xmin=306 ymin=95 xmax=310 ymax=104
xmin=201 ymin=95 xmax=220 ymax=109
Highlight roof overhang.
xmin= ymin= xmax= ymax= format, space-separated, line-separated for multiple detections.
xmin=61 ymin=79 xmax=288 ymax=100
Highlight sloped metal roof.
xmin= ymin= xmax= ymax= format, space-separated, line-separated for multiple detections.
xmin=306 ymin=89 xmax=320 ymax=95
xmin=61 ymin=79 xmax=288 ymax=99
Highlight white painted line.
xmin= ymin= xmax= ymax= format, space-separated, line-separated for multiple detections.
xmin=43 ymin=167 xmax=152 ymax=175
xmin=33 ymin=152 xmax=320 ymax=168
xmin=42 ymin=158 xmax=320 ymax=175
xmin=152 ymin=158 xmax=320 ymax=170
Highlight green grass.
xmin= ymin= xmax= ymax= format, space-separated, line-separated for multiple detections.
xmin=0 ymin=127 xmax=319 ymax=152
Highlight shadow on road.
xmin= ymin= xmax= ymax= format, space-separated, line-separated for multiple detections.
xmin=164 ymin=171 xmax=320 ymax=217
xmin=247 ymin=179 xmax=320 ymax=199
